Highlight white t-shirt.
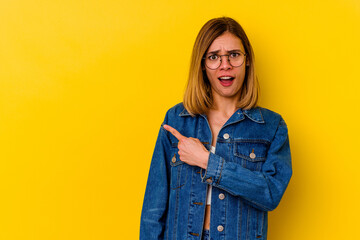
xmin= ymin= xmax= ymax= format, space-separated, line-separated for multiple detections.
xmin=206 ymin=146 xmax=216 ymax=205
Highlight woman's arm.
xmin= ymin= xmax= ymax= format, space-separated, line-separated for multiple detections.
xmin=140 ymin=123 xmax=171 ymax=240
xmin=200 ymin=117 xmax=292 ymax=212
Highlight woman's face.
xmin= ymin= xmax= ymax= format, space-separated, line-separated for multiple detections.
xmin=204 ymin=31 xmax=247 ymax=103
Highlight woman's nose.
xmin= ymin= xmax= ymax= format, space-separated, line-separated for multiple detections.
xmin=219 ymin=56 xmax=232 ymax=70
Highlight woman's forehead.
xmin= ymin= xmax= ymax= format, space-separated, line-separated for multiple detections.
xmin=208 ymin=32 xmax=245 ymax=52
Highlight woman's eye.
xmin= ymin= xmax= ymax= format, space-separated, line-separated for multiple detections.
xmin=208 ymin=55 xmax=218 ymax=60
xmin=230 ymin=53 xmax=240 ymax=58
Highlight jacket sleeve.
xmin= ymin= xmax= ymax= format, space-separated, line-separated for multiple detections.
xmin=140 ymin=122 xmax=171 ymax=240
xmin=200 ymin=116 xmax=292 ymax=212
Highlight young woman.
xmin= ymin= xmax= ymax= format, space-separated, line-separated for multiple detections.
xmin=140 ymin=17 xmax=292 ymax=240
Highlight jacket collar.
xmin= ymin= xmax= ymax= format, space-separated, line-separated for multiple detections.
xmin=179 ymin=107 xmax=265 ymax=124
xmin=242 ymin=108 xmax=265 ymax=123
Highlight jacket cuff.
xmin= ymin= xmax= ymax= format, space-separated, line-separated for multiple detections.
xmin=200 ymin=152 xmax=224 ymax=185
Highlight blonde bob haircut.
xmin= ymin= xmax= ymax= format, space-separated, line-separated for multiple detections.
xmin=183 ymin=17 xmax=259 ymax=116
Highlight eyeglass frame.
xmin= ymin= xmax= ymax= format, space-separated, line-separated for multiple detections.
xmin=202 ymin=51 xmax=247 ymax=70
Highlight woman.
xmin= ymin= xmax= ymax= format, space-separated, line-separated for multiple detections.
xmin=140 ymin=17 xmax=292 ymax=240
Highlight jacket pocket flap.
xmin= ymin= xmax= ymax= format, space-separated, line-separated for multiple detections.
xmin=169 ymin=145 xmax=184 ymax=167
xmin=234 ymin=141 xmax=269 ymax=162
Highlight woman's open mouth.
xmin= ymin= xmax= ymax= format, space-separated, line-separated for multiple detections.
xmin=218 ymin=76 xmax=235 ymax=87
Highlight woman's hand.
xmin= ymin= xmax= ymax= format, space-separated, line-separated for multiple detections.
xmin=163 ymin=124 xmax=210 ymax=169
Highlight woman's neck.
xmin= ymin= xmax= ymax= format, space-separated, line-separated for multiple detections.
xmin=210 ymin=95 xmax=240 ymax=117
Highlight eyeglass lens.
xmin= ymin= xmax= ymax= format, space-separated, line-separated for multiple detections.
xmin=205 ymin=54 xmax=245 ymax=69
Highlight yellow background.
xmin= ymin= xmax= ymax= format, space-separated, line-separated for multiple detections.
xmin=1 ymin=0 xmax=359 ymax=239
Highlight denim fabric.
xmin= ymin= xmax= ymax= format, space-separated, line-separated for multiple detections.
xmin=202 ymin=229 xmax=210 ymax=240
xmin=140 ymin=103 xmax=292 ymax=240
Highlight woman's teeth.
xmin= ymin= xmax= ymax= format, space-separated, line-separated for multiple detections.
xmin=218 ymin=76 xmax=234 ymax=86
xmin=218 ymin=76 xmax=234 ymax=80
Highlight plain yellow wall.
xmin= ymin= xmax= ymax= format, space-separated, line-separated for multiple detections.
xmin=1 ymin=0 xmax=359 ymax=239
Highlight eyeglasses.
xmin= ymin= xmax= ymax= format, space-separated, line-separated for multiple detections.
xmin=203 ymin=51 xmax=247 ymax=70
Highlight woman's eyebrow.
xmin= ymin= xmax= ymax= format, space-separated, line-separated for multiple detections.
xmin=228 ymin=49 xmax=242 ymax=52
xmin=207 ymin=50 xmax=220 ymax=55
xmin=207 ymin=49 xmax=242 ymax=54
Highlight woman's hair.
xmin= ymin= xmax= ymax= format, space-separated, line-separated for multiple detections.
xmin=183 ymin=17 xmax=259 ymax=115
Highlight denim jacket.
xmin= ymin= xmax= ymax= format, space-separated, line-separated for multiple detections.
xmin=140 ymin=103 xmax=292 ymax=240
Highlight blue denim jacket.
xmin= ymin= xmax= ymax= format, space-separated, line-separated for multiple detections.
xmin=140 ymin=103 xmax=292 ymax=240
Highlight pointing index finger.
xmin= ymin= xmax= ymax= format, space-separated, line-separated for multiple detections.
xmin=163 ymin=124 xmax=186 ymax=141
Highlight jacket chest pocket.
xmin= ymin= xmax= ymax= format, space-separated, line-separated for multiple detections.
xmin=169 ymin=146 xmax=188 ymax=190
xmin=233 ymin=140 xmax=270 ymax=171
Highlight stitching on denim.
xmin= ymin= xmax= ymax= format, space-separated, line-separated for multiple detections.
xmin=259 ymin=109 xmax=265 ymax=122
xmin=238 ymin=199 xmax=242 ymax=240
xmin=246 ymin=207 xmax=250 ymax=240
xmin=171 ymin=184 xmax=185 ymax=190
xmin=232 ymin=139 xmax=271 ymax=144
xmin=241 ymin=195 xmax=272 ymax=212
xmin=170 ymin=156 xmax=188 ymax=189
xmin=187 ymin=168 xmax=195 ymax=240
xmin=216 ymin=156 xmax=225 ymax=185
xmin=270 ymin=116 xmax=283 ymax=143
xmin=256 ymin=212 xmax=264 ymax=239
xmin=216 ymin=142 xmax=230 ymax=185
xmin=215 ymin=185 xmax=236 ymax=196
xmin=222 ymin=114 xmax=245 ymax=129
xmin=257 ymin=210 xmax=259 ymax=236
xmin=256 ymin=162 xmax=261 ymax=172
xmin=232 ymin=141 xmax=270 ymax=166
xmin=166 ymin=204 xmax=170 ymax=240
xmin=224 ymin=189 xmax=227 ymax=240
xmin=176 ymin=164 xmax=182 ymax=189
xmin=232 ymin=141 xmax=270 ymax=154
xmin=170 ymin=155 xmax=185 ymax=167
xmin=190 ymin=232 xmax=199 ymax=236
xmin=260 ymin=211 xmax=264 ymax=235
xmin=202 ymin=154 xmax=211 ymax=181
xmin=242 ymin=108 xmax=265 ymax=124
xmin=173 ymin=182 xmax=180 ymax=240
xmin=234 ymin=154 xmax=267 ymax=162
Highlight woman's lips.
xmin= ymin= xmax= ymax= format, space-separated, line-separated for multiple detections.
xmin=218 ymin=76 xmax=235 ymax=87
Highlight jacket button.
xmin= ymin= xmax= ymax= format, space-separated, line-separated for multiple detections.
xmin=217 ymin=225 xmax=224 ymax=232
xmin=223 ymin=133 xmax=230 ymax=139
xmin=171 ymin=155 xmax=176 ymax=163
xmin=250 ymin=152 xmax=256 ymax=159
xmin=206 ymin=178 xmax=213 ymax=184
xmin=218 ymin=193 xmax=225 ymax=200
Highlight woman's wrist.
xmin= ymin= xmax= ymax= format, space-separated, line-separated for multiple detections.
xmin=200 ymin=151 xmax=210 ymax=169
